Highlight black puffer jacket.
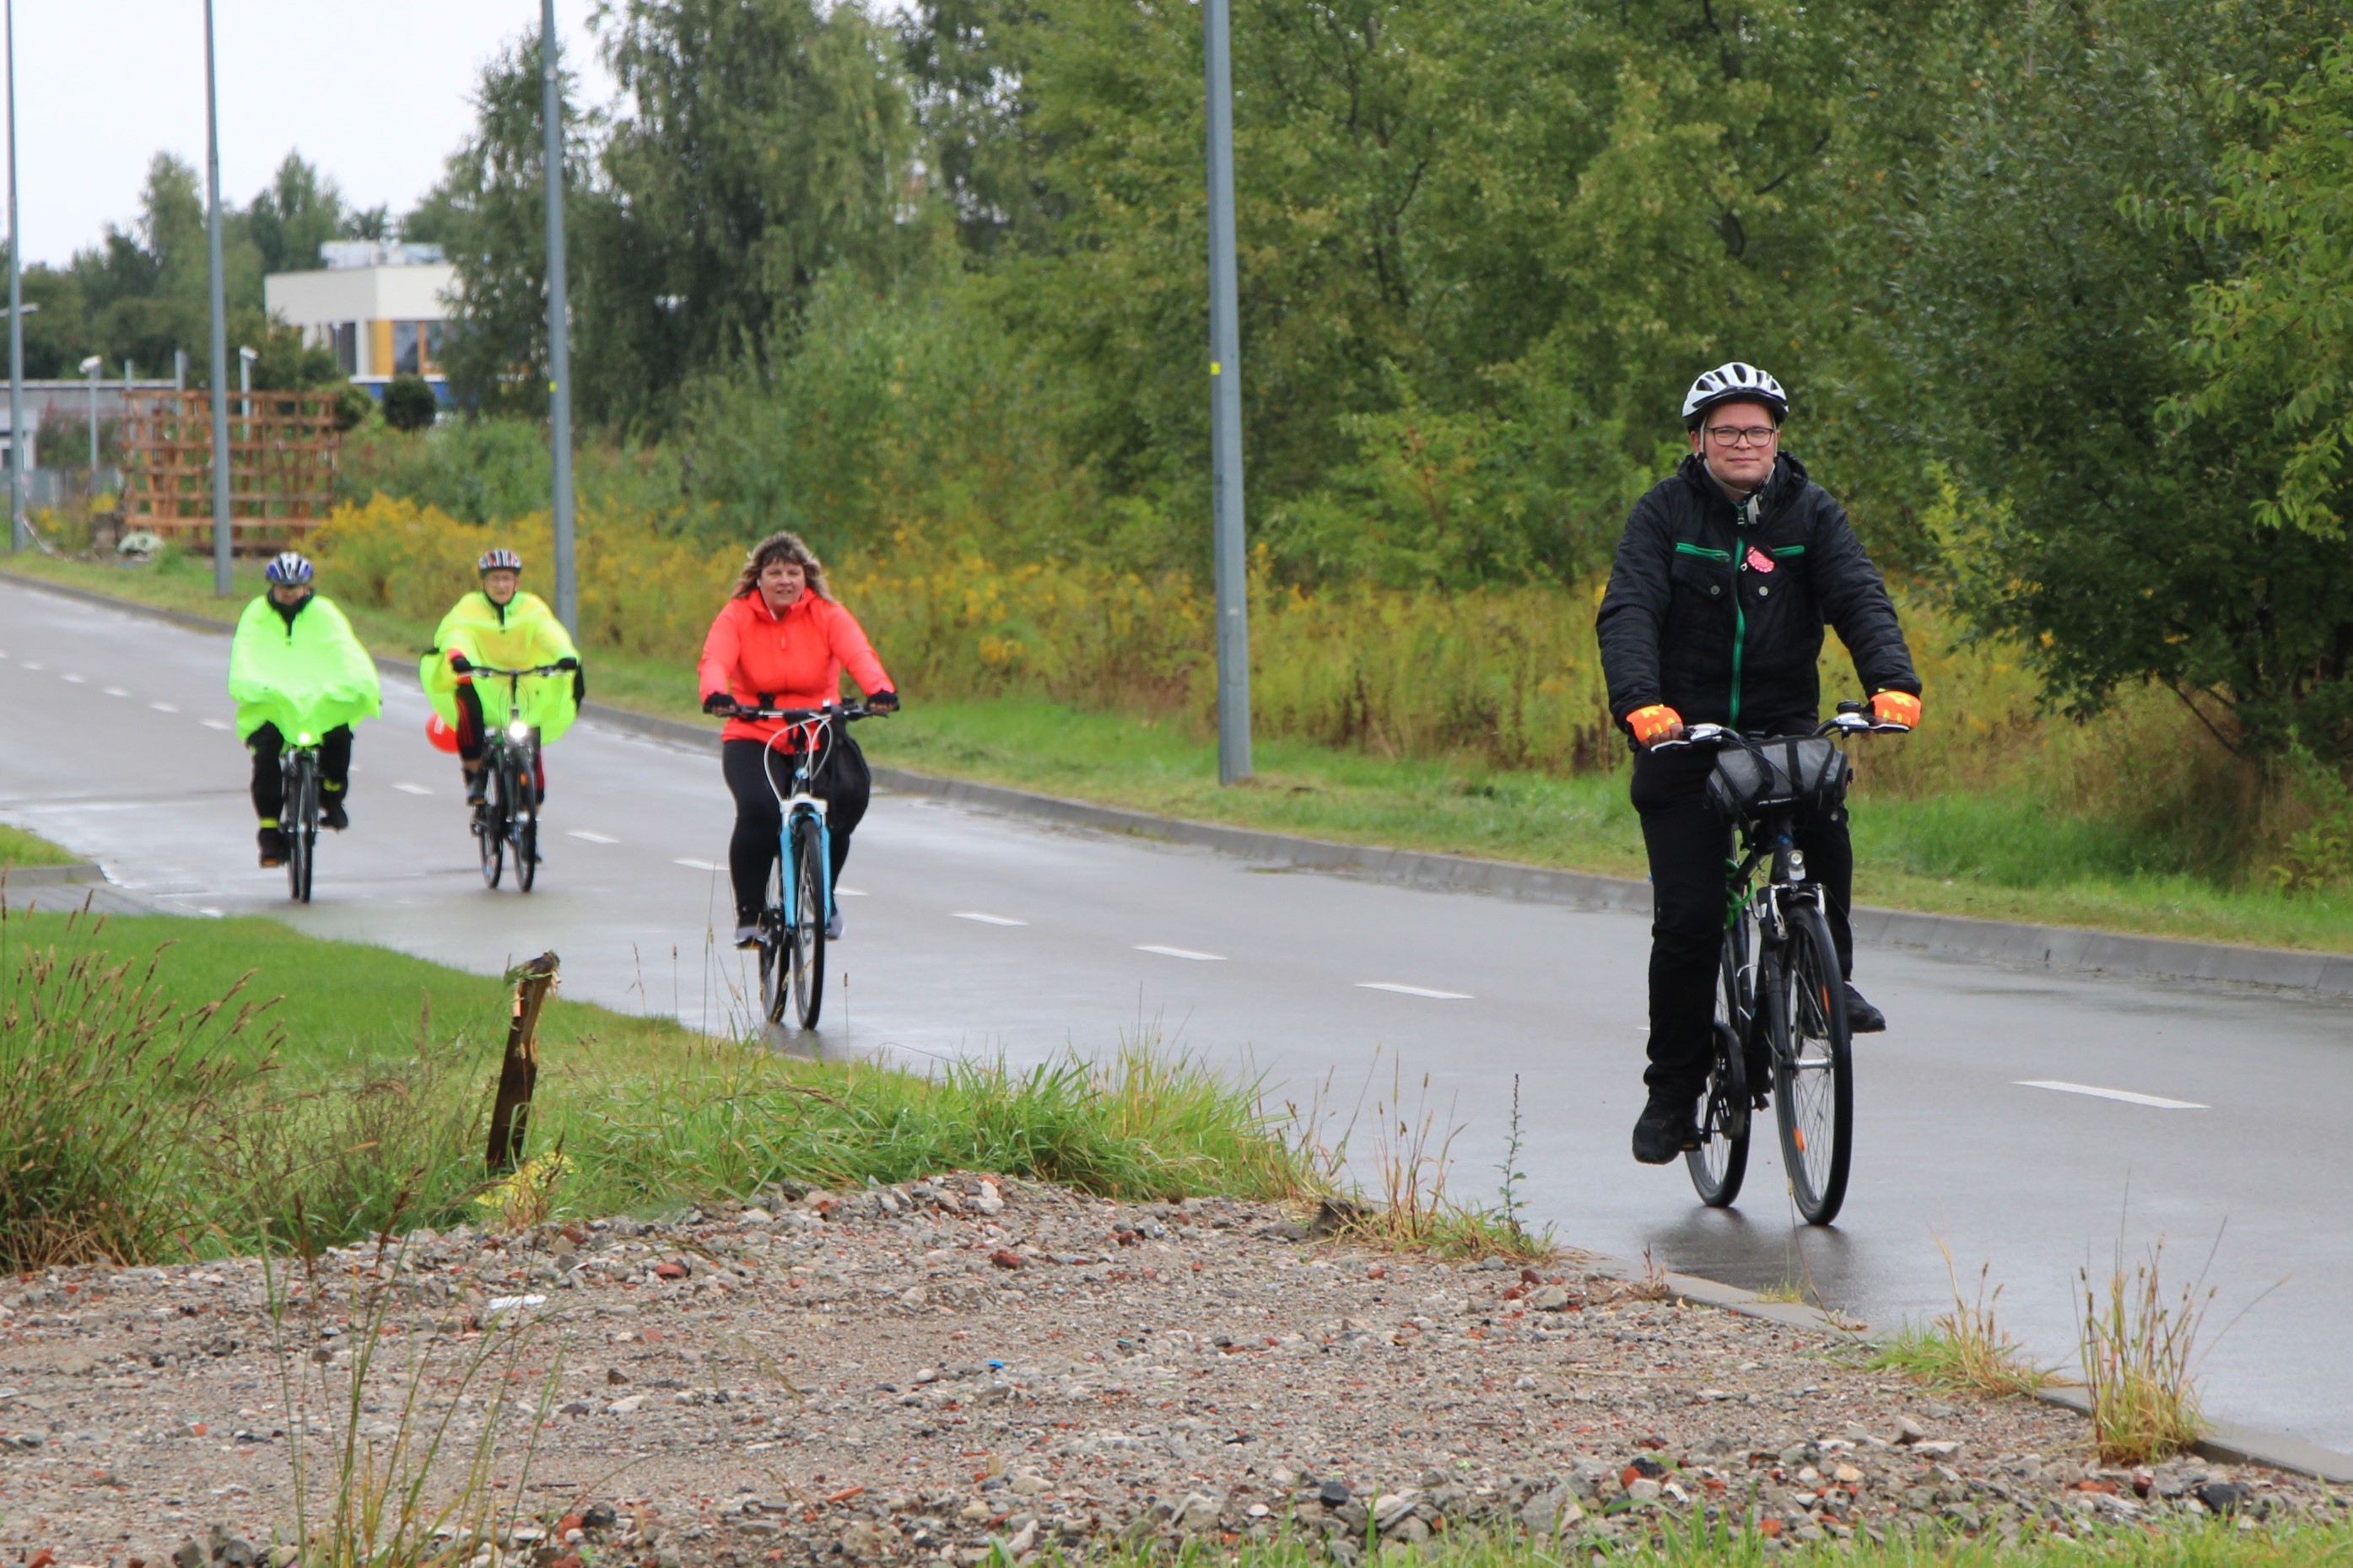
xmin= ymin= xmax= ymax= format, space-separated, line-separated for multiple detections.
xmin=1595 ymin=452 xmax=1918 ymax=736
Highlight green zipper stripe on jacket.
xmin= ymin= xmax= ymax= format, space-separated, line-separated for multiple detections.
xmin=1676 ymin=541 xmax=1742 ymax=724
xmin=1675 ymin=542 xmax=1731 ymax=561
xmin=1770 ymin=545 xmax=1805 ymax=558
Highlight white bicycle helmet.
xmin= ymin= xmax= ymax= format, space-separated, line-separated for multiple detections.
xmin=478 ymin=547 xmax=524 ymax=574
xmin=1681 ymin=362 xmax=1789 ymax=428
xmin=264 ymin=551 xmax=315 ymax=585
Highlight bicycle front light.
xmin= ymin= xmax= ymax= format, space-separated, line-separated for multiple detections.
xmin=507 ymin=719 xmax=531 ymax=743
xmin=297 ymin=732 xmax=314 ymax=745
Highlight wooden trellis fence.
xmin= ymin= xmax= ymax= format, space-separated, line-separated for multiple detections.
xmin=119 ymin=390 xmax=341 ymax=552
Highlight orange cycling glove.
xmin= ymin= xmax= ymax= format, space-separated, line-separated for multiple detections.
xmin=1870 ymin=690 xmax=1922 ymax=730
xmin=1625 ymin=704 xmax=1684 ymax=747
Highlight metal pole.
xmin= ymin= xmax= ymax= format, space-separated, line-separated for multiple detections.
xmin=87 ymin=364 xmax=97 ymax=475
xmin=203 ymin=0 xmax=233 ymax=593
xmin=5 ymin=0 xmax=24 ymax=552
xmin=542 ymin=0 xmax=577 ymax=633
xmin=1203 ymin=0 xmax=1252 ymax=784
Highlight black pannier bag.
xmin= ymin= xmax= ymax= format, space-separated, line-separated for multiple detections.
xmin=1704 ymin=736 xmax=1851 ymax=824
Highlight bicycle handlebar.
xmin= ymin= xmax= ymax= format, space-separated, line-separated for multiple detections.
xmin=472 ymin=664 xmax=572 ymax=679
xmin=726 ymin=701 xmax=889 ymax=723
xmin=1650 ymin=709 xmax=1911 ymax=752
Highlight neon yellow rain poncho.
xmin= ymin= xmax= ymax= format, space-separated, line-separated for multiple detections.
xmin=227 ymin=593 xmax=383 ymax=742
xmin=419 ymin=590 xmax=582 ymax=745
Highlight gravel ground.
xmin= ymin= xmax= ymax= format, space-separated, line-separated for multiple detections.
xmin=3 ymin=1173 xmax=2346 ymax=1565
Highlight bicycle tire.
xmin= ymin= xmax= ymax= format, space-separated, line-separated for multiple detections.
xmin=1772 ymin=903 xmax=1854 ymax=1226
xmin=514 ymin=745 xmax=539 ymax=893
xmin=790 ymin=812 xmax=827 ymax=1029
xmin=1686 ymin=932 xmax=1751 ymax=1207
xmin=758 ymin=849 xmax=790 ymax=1026
xmin=477 ymin=749 xmax=506 ymax=890
xmin=298 ymin=758 xmax=320 ymax=903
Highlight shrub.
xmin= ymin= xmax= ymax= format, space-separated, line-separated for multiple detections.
xmin=382 ymin=374 xmax=440 ymax=434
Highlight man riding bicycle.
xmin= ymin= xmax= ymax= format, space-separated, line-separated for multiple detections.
xmin=1595 ymin=364 xmax=1922 ymax=1166
xmin=228 ymin=552 xmax=381 ymax=867
xmin=420 ymin=548 xmax=584 ymax=806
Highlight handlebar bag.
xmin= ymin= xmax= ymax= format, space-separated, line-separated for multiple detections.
xmin=1704 ymin=736 xmax=1851 ymax=824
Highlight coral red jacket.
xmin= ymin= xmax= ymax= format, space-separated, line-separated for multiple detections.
xmin=697 ymin=590 xmax=893 ymax=746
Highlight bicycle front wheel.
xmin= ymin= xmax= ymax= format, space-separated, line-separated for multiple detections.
xmin=1686 ymin=929 xmax=1751 ymax=1208
xmin=758 ymin=849 xmax=790 ymax=1026
xmin=286 ymin=757 xmax=316 ymax=904
xmin=789 ymin=812 xmax=827 ymax=1029
xmin=513 ymin=749 xmax=539 ymax=893
xmin=1772 ymin=904 xmax=1854 ymax=1226
xmin=476 ymin=756 xmax=505 ymax=890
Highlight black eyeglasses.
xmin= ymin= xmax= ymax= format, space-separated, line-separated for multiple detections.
xmin=1705 ymin=425 xmax=1779 ymax=448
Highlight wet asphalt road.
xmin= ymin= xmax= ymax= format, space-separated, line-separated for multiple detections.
xmin=4 ymin=574 xmax=2351 ymax=1452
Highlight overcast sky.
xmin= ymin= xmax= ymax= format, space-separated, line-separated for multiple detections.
xmin=7 ymin=1 xmax=617 ymax=267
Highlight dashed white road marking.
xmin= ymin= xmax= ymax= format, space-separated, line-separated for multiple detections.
xmin=201 ymin=719 xmax=231 ymax=730
xmin=674 ymin=857 xmax=726 ymax=872
xmin=2016 ymin=1080 xmax=2207 ymax=1111
xmin=392 ymin=783 xmax=434 ymax=796
xmin=836 ymin=886 xmax=868 ymax=897
xmin=150 ymin=701 xmax=180 ymax=713
xmin=61 ymin=672 xmax=84 ymax=683
xmin=1357 ymin=982 xmax=1474 ymax=1000
xmin=1136 ymin=944 xmax=1226 ymax=962
xmin=103 ymin=686 xmax=130 ymax=698
xmin=952 ymin=911 xmax=1028 ymax=927
xmin=568 ymin=829 xmax=619 ymax=844
xmin=20 ymin=660 xmax=44 ymax=670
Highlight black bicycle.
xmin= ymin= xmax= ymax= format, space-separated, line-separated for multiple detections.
xmin=1658 ymin=702 xmax=1909 ymax=1226
xmin=731 ymin=702 xmax=885 ymax=1030
xmin=279 ymin=736 xmax=324 ymax=904
xmin=471 ymin=664 xmax=564 ymax=894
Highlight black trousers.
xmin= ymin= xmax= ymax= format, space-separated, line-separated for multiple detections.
xmin=248 ymin=723 xmax=353 ymax=822
xmin=722 ymin=736 xmax=871 ymax=924
xmin=1632 ymin=741 xmax=1854 ymax=1099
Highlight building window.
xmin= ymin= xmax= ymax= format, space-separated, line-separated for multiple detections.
xmin=393 ymin=321 xmax=421 ymax=375
xmin=332 ymin=322 xmax=358 ymax=376
xmin=423 ymin=321 xmax=446 ymax=375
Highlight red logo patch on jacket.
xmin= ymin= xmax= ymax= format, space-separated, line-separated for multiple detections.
xmin=1745 ymin=546 xmax=1775 ymax=573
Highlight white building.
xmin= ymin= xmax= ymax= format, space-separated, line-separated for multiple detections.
xmin=264 ymin=240 xmax=458 ymax=389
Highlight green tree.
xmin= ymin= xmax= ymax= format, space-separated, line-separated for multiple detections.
xmin=247 ymin=152 xmax=348 ymax=276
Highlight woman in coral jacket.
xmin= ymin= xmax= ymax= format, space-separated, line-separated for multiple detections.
xmin=698 ymin=531 xmax=899 ymax=948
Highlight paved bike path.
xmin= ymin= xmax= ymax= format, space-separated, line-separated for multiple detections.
xmin=5 ymin=574 xmax=2352 ymax=1454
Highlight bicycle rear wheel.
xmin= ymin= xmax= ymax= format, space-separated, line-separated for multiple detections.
xmin=758 ymin=849 xmax=790 ymax=1026
xmin=477 ymin=749 xmax=507 ymax=890
xmin=513 ymin=746 xmax=539 ymax=893
xmin=283 ymin=757 xmax=316 ymax=903
xmin=1686 ymin=929 xmax=1751 ymax=1207
xmin=1772 ymin=904 xmax=1854 ymax=1225
xmin=789 ymin=813 xmax=827 ymax=1028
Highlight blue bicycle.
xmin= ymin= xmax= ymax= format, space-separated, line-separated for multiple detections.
xmin=734 ymin=702 xmax=883 ymax=1029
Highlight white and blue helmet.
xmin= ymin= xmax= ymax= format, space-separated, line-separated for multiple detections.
xmin=264 ymin=551 xmax=315 ymax=586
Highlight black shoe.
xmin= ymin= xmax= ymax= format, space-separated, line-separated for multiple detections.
xmin=257 ymin=827 xmax=286 ymax=867
xmin=464 ymin=770 xmax=488 ymax=805
xmin=321 ymin=795 xmax=349 ymax=832
xmin=1631 ymin=1090 xmax=1701 ymax=1165
xmin=1844 ymin=983 xmax=1886 ymax=1034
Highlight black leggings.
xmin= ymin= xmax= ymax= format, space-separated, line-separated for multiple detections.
xmin=722 ymin=736 xmax=871 ymax=923
xmin=248 ymin=723 xmax=353 ymax=823
xmin=1632 ymin=739 xmax=1855 ymax=1099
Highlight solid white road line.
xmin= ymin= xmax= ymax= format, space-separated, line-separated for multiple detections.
xmin=2015 ymin=1080 xmax=2208 ymax=1111
xmin=569 ymin=830 xmax=620 ymax=844
xmin=675 ymin=857 xmax=726 ymax=872
xmin=150 ymin=701 xmax=179 ymax=713
xmin=392 ymin=783 xmax=434 ymax=795
xmin=1357 ymin=981 xmax=1474 ymax=1000
xmin=1136 ymin=944 xmax=1226 ymax=962
xmin=953 ymin=911 xmax=1028 ymax=926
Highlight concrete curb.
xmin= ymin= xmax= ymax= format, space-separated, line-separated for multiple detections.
xmin=12 ymin=565 xmax=2352 ymax=998
xmin=0 ymin=860 xmax=105 ymax=886
xmin=1654 ymin=1269 xmax=2353 ymax=1484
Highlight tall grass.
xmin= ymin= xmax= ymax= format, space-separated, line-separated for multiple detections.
xmin=2078 ymin=1238 xmax=2214 ymax=1465
xmin=1874 ymin=1242 xmax=2056 ymax=1400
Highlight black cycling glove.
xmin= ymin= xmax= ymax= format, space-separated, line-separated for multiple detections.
xmin=703 ymin=692 xmax=737 ymax=716
xmin=868 ymin=689 xmax=900 ymax=714
xmin=448 ymin=653 xmax=473 ymax=675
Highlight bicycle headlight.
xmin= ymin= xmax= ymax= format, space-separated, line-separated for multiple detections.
xmin=507 ymin=719 xmax=531 ymax=743
xmin=297 ymin=732 xmax=313 ymax=745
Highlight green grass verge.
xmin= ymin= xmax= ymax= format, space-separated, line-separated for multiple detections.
xmin=0 ymin=821 xmax=78 ymax=868
xmin=13 ymin=551 xmax=2353 ymax=953
xmin=0 ymin=905 xmax=1312 ymax=1269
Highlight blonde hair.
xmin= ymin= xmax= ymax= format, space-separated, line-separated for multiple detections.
xmin=734 ymin=531 xmax=833 ymax=601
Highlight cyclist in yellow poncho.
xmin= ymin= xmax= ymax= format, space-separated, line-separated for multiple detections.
xmin=419 ymin=548 xmax=583 ymax=805
xmin=228 ymin=551 xmax=383 ymax=866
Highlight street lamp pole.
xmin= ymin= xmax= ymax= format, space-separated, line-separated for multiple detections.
xmin=5 ymin=0 xmax=25 ymax=552
xmin=203 ymin=0 xmax=233 ymax=593
xmin=542 ymin=0 xmax=577 ymax=633
xmin=81 ymin=356 xmax=100 ymax=477
xmin=1202 ymin=0 xmax=1253 ymax=784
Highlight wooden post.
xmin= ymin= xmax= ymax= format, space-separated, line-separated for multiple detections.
xmin=487 ymin=952 xmax=560 ymax=1174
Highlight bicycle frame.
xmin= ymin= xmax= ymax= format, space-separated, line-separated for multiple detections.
xmin=760 ymin=712 xmax=837 ymax=934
